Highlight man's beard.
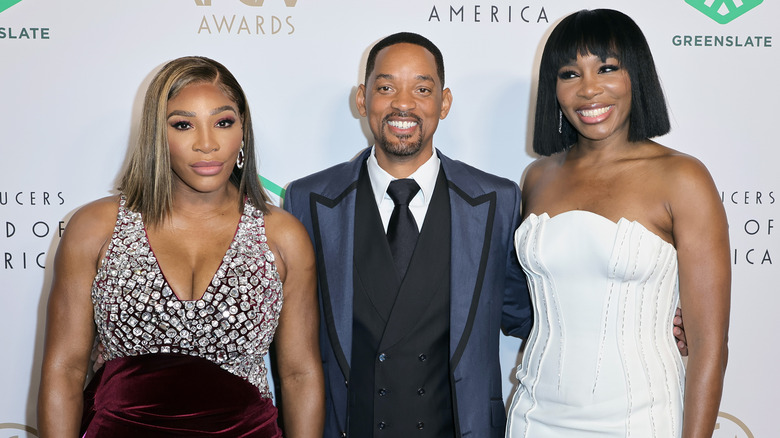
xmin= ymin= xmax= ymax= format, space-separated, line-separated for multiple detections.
xmin=377 ymin=113 xmax=424 ymax=157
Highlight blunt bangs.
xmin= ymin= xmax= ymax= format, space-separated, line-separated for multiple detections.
xmin=533 ymin=9 xmax=671 ymax=156
xmin=544 ymin=11 xmax=624 ymax=76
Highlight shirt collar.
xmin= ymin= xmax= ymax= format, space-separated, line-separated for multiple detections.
xmin=367 ymin=146 xmax=441 ymax=207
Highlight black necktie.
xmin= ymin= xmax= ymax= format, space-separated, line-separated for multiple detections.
xmin=386 ymin=179 xmax=421 ymax=278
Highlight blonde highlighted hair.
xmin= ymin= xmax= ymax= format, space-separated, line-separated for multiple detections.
xmin=120 ymin=56 xmax=269 ymax=224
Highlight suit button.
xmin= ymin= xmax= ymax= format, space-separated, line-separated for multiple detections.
xmin=417 ymin=387 xmax=425 ymax=396
xmin=378 ymin=388 xmax=388 ymax=396
xmin=418 ymin=353 xmax=427 ymax=362
xmin=378 ymin=353 xmax=388 ymax=362
xmin=377 ymin=421 xmax=387 ymax=430
xmin=417 ymin=421 xmax=425 ymax=429
xmin=345 ymin=380 xmax=348 ymax=387
xmin=340 ymin=433 xmax=346 ymax=437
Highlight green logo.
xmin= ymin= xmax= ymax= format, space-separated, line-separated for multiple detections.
xmin=260 ymin=175 xmax=286 ymax=199
xmin=0 ymin=0 xmax=23 ymax=14
xmin=685 ymin=0 xmax=763 ymax=24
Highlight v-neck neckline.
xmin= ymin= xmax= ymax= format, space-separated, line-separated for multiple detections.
xmin=141 ymin=206 xmax=247 ymax=302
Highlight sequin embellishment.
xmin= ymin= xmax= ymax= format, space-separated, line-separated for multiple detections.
xmin=92 ymin=197 xmax=283 ymax=398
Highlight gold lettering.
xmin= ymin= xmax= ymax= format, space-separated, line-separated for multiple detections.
xmin=198 ymin=15 xmax=211 ymax=33
xmin=256 ymin=15 xmax=265 ymax=34
xmin=238 ymin=16 xmax=251 ymax=34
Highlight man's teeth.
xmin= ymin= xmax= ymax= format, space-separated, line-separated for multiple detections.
xmin=388 ymin=120 xmax=418 ymax=129
xmin=578 ymin=106 xmax=612 ymax=117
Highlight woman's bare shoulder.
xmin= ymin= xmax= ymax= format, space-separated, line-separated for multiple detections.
xmin=262 ymin=205 xmax=312 ymax=253
xmin=638 ymin=143 xmax=722 ymax=217
xmin=645 ymin=143 xmax=715 ymax=186
xmin=263 ymin=204 xmax=304 ymax=233
xmin=54 ymin=195 xmax=122 ymax=272
xmin=523 ymin=153 xmax=565 ymax=190
xmin=260 ymin=204 xmax=314 ymax=283
xmin=529 ymin=152 xmax=565 ymax=170
xmin=63 ymin=195 xmax=121 ymax=246
xmin=69 ymin=195 xmax=121 ymax=228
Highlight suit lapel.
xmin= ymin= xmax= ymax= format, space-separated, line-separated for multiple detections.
xmin=439 ymin=152 xmax=497 ymax=369
xmin=310 ymin=150 xmax=373 ymax=376
xmin=312 ymin=149 xmax=498 ymax=375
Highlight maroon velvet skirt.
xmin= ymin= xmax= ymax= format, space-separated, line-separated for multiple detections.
xmin=81 ymin=353 xmax=282 ymax=437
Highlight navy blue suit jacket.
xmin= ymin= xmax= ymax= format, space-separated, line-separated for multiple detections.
xmin=283 ymin=148 xmax=531 ymax=437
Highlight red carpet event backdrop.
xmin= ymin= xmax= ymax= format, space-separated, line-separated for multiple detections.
xmin=0 ymin=1 xmax=774 ymax=436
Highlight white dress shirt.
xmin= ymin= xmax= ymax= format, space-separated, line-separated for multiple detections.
xmin=366 ymin=147 xmax=441 ymax=232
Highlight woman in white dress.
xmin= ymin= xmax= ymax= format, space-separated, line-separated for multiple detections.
xmin=506 ymin=9 xmax=730 ymax=438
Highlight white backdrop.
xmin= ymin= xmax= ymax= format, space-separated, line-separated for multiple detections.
xmin=0 ymin=1 xmax=775 ymax=436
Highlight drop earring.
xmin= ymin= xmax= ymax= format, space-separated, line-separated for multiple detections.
xmin=236 ymin=141 xmax=245 ymax=169
xmin=558 ymin=110 xmax=563 ymax=134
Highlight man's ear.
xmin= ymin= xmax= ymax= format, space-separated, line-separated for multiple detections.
xmin=440 ymin=87 xmax=453 ymax=119
xmin=356 ymin=84 xmax=368 ymax=117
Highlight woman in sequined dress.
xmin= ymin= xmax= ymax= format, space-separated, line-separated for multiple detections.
xmin=505 ymin=9 xmax=730 ymax=438
xmin=38 ymin=56 xmax=324 ymax=437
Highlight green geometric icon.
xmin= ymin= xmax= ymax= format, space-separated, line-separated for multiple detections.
xmin=0 ymin=0 xmax=23 ymax=14
xmin=685 ymin=0 xmax=763 ymax=24
xmin=260 ymin=175 xmax=286 ymax=199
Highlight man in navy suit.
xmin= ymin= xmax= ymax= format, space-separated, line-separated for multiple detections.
xmin=283 ymin=32 xmax=531 ymax=437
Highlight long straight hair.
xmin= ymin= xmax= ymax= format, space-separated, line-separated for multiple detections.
xmin=120 ymin=56 xmax=269 ymax=224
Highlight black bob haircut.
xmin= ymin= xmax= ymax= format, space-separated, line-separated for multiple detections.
xmin=364 ymin=32 xmax=446 ymax=87
xmin=533 ymin=9 xmax=671 ymax=156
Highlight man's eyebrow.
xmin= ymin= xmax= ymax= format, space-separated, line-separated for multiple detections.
xmin=373 ymin=73 xmax=436 ymax=83
xmin=374 ymin=73 xmax=395 ymax=81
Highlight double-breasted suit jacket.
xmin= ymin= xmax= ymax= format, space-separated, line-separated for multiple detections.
xmin=283 ymin=148 xmax=532 ymax=437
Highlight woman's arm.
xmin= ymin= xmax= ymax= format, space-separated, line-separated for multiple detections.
xmin=669 ymin=157 xmax=730 ymax=438
xmin=265 ymin=206 xmax=325 ymax=438
xmin=38 ymin=198 xmax=118 ymax=437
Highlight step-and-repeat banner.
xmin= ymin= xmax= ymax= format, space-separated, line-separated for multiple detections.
xmin=0 ymin=1 xmax=775 ymax=436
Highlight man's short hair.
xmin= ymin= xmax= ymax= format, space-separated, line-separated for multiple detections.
xmin=364 ymin=32 xmax=445 ymax=87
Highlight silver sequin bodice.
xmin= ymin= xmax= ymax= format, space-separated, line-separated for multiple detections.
xmin=92 ymin=197 xmax=283 ymax=398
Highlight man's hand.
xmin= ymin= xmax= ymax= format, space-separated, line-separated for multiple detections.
xmin=91 ymin=340 xmax=106 ymax=372
xmin=673 ymin=308 xmax=688 ymax=356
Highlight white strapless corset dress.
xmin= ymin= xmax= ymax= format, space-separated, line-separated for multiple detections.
xmin=506 ymin=211 xmax=684 ymax=437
